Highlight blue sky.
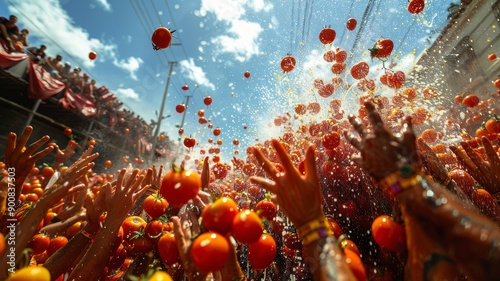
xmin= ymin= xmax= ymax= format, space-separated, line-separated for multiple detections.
xmin=1 ymin=0 xmax=456 ymax=161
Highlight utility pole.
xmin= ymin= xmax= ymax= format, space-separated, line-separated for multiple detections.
xmin=179 ymin=95 xmax=191 ymax=132
xmin=150 ymin=61 xmax=176 ymax=163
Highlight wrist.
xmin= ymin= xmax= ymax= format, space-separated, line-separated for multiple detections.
xmin=379 ymin=164 xmax=422 ymax=196
xmin=84 ymin=222 xmax=100 ymax=236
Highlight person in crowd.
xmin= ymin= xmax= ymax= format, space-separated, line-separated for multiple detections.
xmin=0 ymin=15 xmax=19 ymax=51
xmin=26 ymin=44 xmax=47 ymax=63
xmin=70 ymin=68 xmax=85 ymax=93
xmin=46 ymin=54 xmax=64 ymax=78
xmin=81 ymin=74 xmax=95 ymax=101
xmin=18 ymin=28 xmax=28 ymax=46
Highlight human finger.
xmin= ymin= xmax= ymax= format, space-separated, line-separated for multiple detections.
xmin=249 ymin=176 xmax=277 ymax=194
xmin=460 ymin=141 xmax=485 ymax=168
xmin=14 ymin=126 xmax=34 ymax=155
xmin=304 ymin=144 xmax=319 ymax=184
xmin=4 ymin=133 xmax=17 ymax=165
xmin=201 ymin=156 xmax=210 ymax=189
xmin=271 ymin=139 xmax=297 ymax=176
xmin=29 ymin=146 xmax=55 ymax=163
xmin=364 ymin=101 xmax=385 ymax=132
xmin=481 ymin=136 xmax=500 ymax=169
xmin=22 ymin=135 xmax=50 ymax=157
xmin=347 ymin=114 xmax=365 ymax=138
xmin=251 ymin=147 xmax=279 ymax=180
xmin=81 ymin=145 xmax=94 ymax=158
xmin=343 ymin=130 xmax=362 ymax=151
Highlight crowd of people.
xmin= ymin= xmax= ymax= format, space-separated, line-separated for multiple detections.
xmin=0 ymin=94 xmax=499 ymax=280
xmin=1 ymin=14 xmax=169 ymax=160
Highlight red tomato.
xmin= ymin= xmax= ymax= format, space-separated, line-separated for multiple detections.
xmin=104 ymin=160 xmax=112 ymax=168
xmin=322 ymin=132 xmax=341 ymax=150
xmin=244 ymin=71 xmax=251 ymax=78
xmin=254 ymin=198 xmax=277 ymax=221
xmin=42 ymin=166 xmax=55 ymax=178
xmin=318 ymin=83 xmax=335 ymax=98
xmin=203 ymin=96 xmax=212 ymax=106
xmin=408 ymin=0 xmax=425 ymax=14
xmin=331 ymin=62 xmax=346 ymax=75
xmin=281 ymin=55 xmax=296 ymax=73
xmin=27 ymin=233 xmax=50 ymax=255
xmin=295 ymin=103 xmax=307 ymax=115
xmin=158 ymin=232 xmax=180 ymax=265
xmin=175 ymin=104 xmax=186 ymax=113
xmin=160 ymin=168 xmax=201 ymax=207
xmin=143 ymin=194 xmax=169 ymax=219
xmin=462 ymin=94 xmax=480 ymax=107
xmin=47 ymin=236 xmax=69 ymax=256
xmin=370 ymin=38 xmax=394 ymax=59
xmin=145 ymin=220 xmax=170 ymax=241
xmin=151 ymin=27 xmax=173 ymax=50
xmin=122 ymin=216 xmax=147 ymax=242
xmin=89 ymin=51 xmax=97 ymax=60
xmin=232 ymin=209 xmax=263 ymax=244
xmin=182 ymin=85 xmax=189 ymax=91
xmin=421 ymin=129 xmax=438 ymax=143
xmin=202 ymin=197 xmax=239 ymax=234
xmin=63 ymin=128 xmax=72 ymax=136
xmin=350 ymin=61 xmax=370 ymax=80
xmin=344 ymin=248 xmax=367 ymax=281
xmin=0 ymin=233 xmax=4 ymax=256
xmin=212 ymin=162 xmax=228 ymax=179
xmin=248 ymin=233 xmax=277 ymax=270
xmin=488 ymin=53 xmax=497 ymax=60
xmin=318 ymin=27 xmax=336 ymax=44
xmin=371 ymin=215 xmax=406 ymax=253
xmin=129 ymin=233 xmax=154 ymax=254
xmin=323 ymin=50 xmax=336 ymax=62
xmin=346 ymin=18 xmax=357 ymax=31
xmin=183 ymin=137 xmax=196 ymax=148
xmin=485 ymin=118 xmax=500 ymax=134
xmin=334 ymin=49 xmax=347 ymax=63
xmin=387 ymin=71 xmax=406 ymax=89
xmin=66 ymin=221 xmax=82 ymax=238
xmin=191 ymin=232 xmax=230 ymax=273
xmin=213 ymin=127 xmax=221 ymax=136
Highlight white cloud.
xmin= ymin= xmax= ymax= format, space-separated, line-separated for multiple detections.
xmin=199 ymin=0 xmax=270 ymax=62
xmin=112 ymin=56 xmax=144 ymax=80
xmin=248 ymin=0 xmax=273 ymax=12
xmin=200 ymin=0 xmax=246 ymax=22
xmin=115 ymin=88 xmax=141 ymax=101
xmin=179 ymin=58 xmax=216 ymax=90
xmin=96 ymin=0 xmax=111 ymax=11
xmin=211 ymin=20 xmax=262 ymax=62
xmin=7 ymin=0 xmax=141 ymax=80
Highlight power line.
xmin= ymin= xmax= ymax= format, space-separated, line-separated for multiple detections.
xmin=149 ymin=0 xmax=164 ymax=26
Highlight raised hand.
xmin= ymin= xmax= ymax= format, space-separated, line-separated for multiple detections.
xmin=4 ymin=126 xmax=54 ymax=198
xmin=450 ymin=137 xmax=500 ymax=195
xmin=54 ymin=140 xmax=78 ymax=169
xmin=104 ymin=169 xmax=147 ymax=223
xmin=250 ymin=139 xmax=323 ymax=227
xmin=343 ymin=101 xmax=418 ymax=181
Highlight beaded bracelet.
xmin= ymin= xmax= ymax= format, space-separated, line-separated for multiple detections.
xmin=80 ymin=229 xmax=95 ymax=240
xmin=297 ymin=217 xmax=327 ymax=238
xmin=302 ymin=227 xmax=333 ymax=246
xmin=380 ymin=165 xmax=421 ymax=195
